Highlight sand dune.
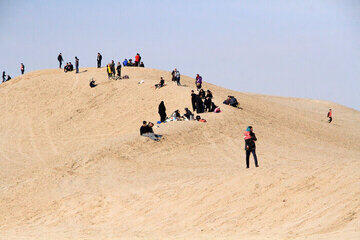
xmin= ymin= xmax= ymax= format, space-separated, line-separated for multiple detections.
xmin=0 ymin=67 xmax=359 ymax=239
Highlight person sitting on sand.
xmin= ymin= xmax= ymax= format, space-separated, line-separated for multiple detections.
xmin=139 ymin=62 xmax=145 ymax=67
xmin=244 ymin=126 xmax=259 ymax=168
xmin=195 ymin=115 xmax=206 ymax=122
xmin=6 ymin=75 xmax=11 ymax=81
xmin=171 ymin=110 xmax=181 ymax=120
xmin=123 ymin=58 xmax=128 ymax=67
xmin=89 ymin=79 xmax=97 ymax=88
xmin=184 ymin=108 xmax=194 ymax=120
xmin=155 ymin=77 xmax=165 ymax=89
xmin=223 ymin=96 xmax=238 ymax=108
xmin=140 ymin=121 xmax=162 ymax=141
xmin=127 ymin=59 xmax=134 ymax=66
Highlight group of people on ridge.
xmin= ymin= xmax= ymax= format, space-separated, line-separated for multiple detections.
xmin=123 ymin=53 xmax=144 ymax=67
xmin=58 ymin=53 xmax=79 ymax=73
xmin=191 ymin=89 xmax=218 ymax=113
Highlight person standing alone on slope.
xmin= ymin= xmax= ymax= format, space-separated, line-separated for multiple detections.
xmin=244 ymin=126 xmax=259 ymax=168
xmin=20 ymin=63 xmax=25 ymax=75
xmin=75 ymin=56 xmax=79 ymax=73
xmin=327 ymin=109 xmax=333 ymax=123
xmin=97 ymin=53 xmax=102 ymax=68
xmin=158 ymin=101 xmax=167 ymax=122
xmin=58 ymin=53 xmax=63 ymax=69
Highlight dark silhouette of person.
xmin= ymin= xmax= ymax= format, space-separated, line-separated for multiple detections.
xmin=191 ymin=90 xmax=197 ymax=111
xmin=20 ymin=63 xmax=25 ymax=75
xmin=158 ymin=101 xmax=167 ymax=122
xmin=116 ymin=62 xmax=121 ymax=77
xmin=97 ymin=53 xmax=102 ymax=68
xmin=196 ymin=96 xmax=204 ymax=113
xmin=244 ymin=126 xmax=259 ymax=168
xmin=2 ymin=71 xmax=6 ymax=82
xmin=58 ymin=53 xmax=63 ymax=68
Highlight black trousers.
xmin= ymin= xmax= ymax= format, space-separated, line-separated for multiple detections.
xmin=117 ymin=69 xmax=121 ymax=77
xmin=328 ymin=117 xmax=332 ymax=123
xmin=192 ymin=100 xmax=196 ymax=111
xmin=21 ymin=70 xmax=24 ymax=75
xmin=59 ymin=61 xmax=62 ymax=68
xmin=97 ymin=60 xmax=101 ymax=68
xmin=176 ymin=77 xmax=181 ymax=86
xmin=246 ymin=149 xmax=258 ymax=168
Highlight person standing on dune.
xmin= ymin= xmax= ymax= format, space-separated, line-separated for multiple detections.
xmin=75 ymin=56 xmax=79 ymax=73
xmin=58 ymin=53 xmax=63 ymax=69
xmin=191 ymin=90 xmax=197 ymax=112
xmin=2 ymin=71 xmax=6 ymax=82
xmin=116 ymin=62 xmax=121 ymax=78
xmin=244 ymin=126 xmax=259 ymax=168
xmin=158 ymin=101 xmax=167 ymax=122
xmin=97 ymin=53 xmax=102 ymax=68
xmin=327 ymin=109 xmax=333 ymax=123
xmin=20 ymin=63 xmax=25 ymax=75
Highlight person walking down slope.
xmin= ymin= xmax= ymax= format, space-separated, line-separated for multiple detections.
xmin=327 ymin=109 xmax=333 ymax=123
xmin=20 ymin=63 xmax=25 ymax=75
xmin=75 ymin=56 xmax=79 ymax=73
xmin=158 ymin=101 xmax=167 ymax=122
xmin=97 ymin=53 xmax=102 ymax=68
xmin=244 ymin=126 xmax=259 ymax=168
xmin=58 ymin=53 xmax=63 ymax=68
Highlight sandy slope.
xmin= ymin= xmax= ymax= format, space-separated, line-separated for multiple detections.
xmin=0 ymin=67 xmax=359 ymax=240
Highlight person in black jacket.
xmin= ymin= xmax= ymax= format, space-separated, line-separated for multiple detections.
xmin=140 ymin=121 xmax=162 ymax=141
xmin=58 ymin=53 xmax=63 ymax=68
xmin=2 ymin=71 xmax=5 ymax=82
xmin=244 ymin=126 xmax=259 ymax=168
xmin=196 ymin=95 xmax=204 ymax=113
xmin=191 ymin=90 xmax=197 ymax=111
xmin=158 ymin=101 xmax=167 ymax=122
xmin=97 ymin=53 xmax=102 ymax=68
xmin=204 ymin=97 xmax=212 ymax=112
xmin=116 ymin=62 xmax=121 ymax=77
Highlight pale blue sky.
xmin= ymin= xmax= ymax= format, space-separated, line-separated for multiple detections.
xmin=1 ymin=0 xmax=359 ymax=109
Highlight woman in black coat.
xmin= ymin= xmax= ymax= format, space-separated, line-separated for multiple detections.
xmin=158 ymin=101 xmax=167 ymax=122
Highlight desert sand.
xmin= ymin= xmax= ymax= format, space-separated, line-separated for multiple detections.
xmin=0 ymin=67 xmax=359 ymax=239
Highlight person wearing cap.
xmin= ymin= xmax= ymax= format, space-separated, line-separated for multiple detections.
xmin=244 ymin=126 xmax=259 ymax=168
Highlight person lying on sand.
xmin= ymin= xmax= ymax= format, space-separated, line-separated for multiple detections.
xmin=195 ymin=115 xmax=206 ymax=122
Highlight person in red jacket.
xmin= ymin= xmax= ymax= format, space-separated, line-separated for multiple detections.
xmin=327 ymin=109 xmax=333 ymax=123
xmin=135 ymin=53 xmax=141 ymax=67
